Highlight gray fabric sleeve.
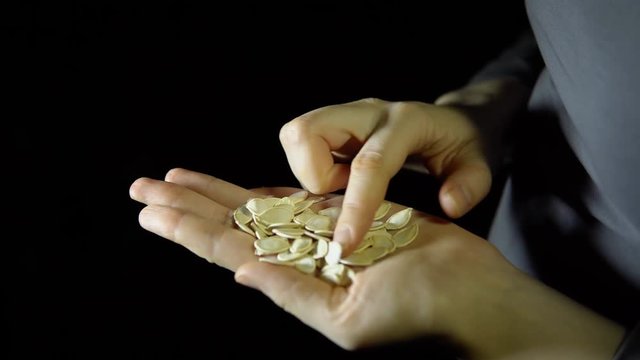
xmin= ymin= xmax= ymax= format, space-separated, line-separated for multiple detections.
xmin=613 ymin=323 xmax=640 ymax=360
xmin=469 ymin=30 xmax=544 ymax=88
xmin=445 ymin=31 xmax=543 ymax=175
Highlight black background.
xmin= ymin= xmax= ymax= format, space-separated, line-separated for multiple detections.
xmin=7 ymin=2 xmax=528 ymax=359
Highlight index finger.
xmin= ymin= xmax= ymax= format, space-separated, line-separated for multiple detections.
xmin=279 ymin=99 xmax=387 ymax=195
xmin=333 ymin=123 xmax=413 ymax=256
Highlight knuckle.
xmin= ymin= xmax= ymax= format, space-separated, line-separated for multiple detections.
xmin=167 ymin=207 xmax=186 ymax=238
xmin=359 ymin=97 xmax=386 ymax=106
xmin=205 ymin=175 xmax=221 ymax=192
xmin=206 ymin=226 xmax=230 ymax=264
xmin=163 ymin=184 xmax=186 ymax=208
xmin=340 ymin=199 xmax=367 ymax=214
xmin=351 ymin=150 xmax=386 ymax=172
xmin=388 ymin=101 xmax=420 ymax=121
xmin=279 ymin=116 xmax=312 ymax=145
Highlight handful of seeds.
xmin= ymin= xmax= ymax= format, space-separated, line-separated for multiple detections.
xmin=233 ymin=190 xmax=418 ymax=286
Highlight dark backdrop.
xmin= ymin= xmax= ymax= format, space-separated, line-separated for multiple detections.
xmin=7 ymin=2 xmax=528 ymax=359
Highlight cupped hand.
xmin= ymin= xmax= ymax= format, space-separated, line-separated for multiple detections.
xmin=279 ymin=99 xmax=492 ymax=255
xmin=130 ymin=168 xmax=624 ymax=358
xmin=129 ymin=168 xmax=517 ymax=352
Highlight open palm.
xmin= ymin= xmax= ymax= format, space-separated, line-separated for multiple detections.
xmin=129 ymin=168 xmax=521 ymax=352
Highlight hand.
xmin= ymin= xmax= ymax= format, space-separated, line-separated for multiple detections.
xmin=129 ymin=168 xmax=624 ymax=359
xmin=128 ymin=168 xmax=488 ymax=349
xmin=279 ymin=98 xmax=492 ymax=255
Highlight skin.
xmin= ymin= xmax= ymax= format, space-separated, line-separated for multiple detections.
xmin=130 ymin=78 xmax=626 ymax=358
xmin=279 ymin=98 xmax=491 ymax=256
xmin=278 ymin=78 xmax=529 ymax=257
xmin=130 ymin=168 xmax=624 ymax=359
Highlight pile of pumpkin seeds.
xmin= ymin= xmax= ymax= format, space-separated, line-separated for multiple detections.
xmin=233 ymin=191 xmax=418 ymax=286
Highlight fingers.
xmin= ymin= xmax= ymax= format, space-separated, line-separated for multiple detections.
xmin=439 ymin=156 xmax=492 ymax=218
xmin=281 ymin=101 xmax=430 ymax=256
xmin=162 ymin=169 xmax=321 ymax=207
xmin=250 ymin=187 xmax=310 ymax=198
xmin=164 ymin=168 xmax=256 ymax=209
xmin=334 ymin=104 xmax=428 ymax=256
xmin=279 ymin=99 xmax=386 ymax=195
xmin=333 ymin=112 xmax=418 ymax=256
xmin=235 ymin=261 xmax=347 ymax=334
xmin=130 ymin=171 xmax=259 ymax=271
xmin=138 ymin=205 xmax=255 ymax=271
xmin=130 ymin=177 xmax=229 ymax=222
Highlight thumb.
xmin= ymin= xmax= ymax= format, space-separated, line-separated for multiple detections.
xmin=438 ymin=157 xmax=491 ymax=218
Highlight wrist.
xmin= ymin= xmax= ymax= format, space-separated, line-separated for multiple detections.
xmin=435 ymin=78 xmax=530 ymax=175
xmin=451 ymin=270 xmax=625 ymax=359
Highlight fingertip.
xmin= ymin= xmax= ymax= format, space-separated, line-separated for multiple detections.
xmin=129 ymin=181 xmax=139 ymax=199
xmin=234 ymin=264 xmax=256 ymax=289
xmin=440 ymin=159 xmax=492 ymax=218
xmin=332 ymin=227 xmax=352 ymax=254
xmin=440 ymin=184 xmax=471 ymax=218
xmin=137 ymin=205 xmax=155 ymax=228
xmin=165 ymin=167 xmax=186 ymax=182
xmin=129 ymin=177 xmax=150 ymax=200
xmin=440 ymin=191 xmax=460 ymax=218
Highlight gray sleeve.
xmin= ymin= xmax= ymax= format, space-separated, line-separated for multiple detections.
xmin=469 ymin=30 xmax=544 ymax=88
xmin=613 ymin=324 xmax=640 ymax=360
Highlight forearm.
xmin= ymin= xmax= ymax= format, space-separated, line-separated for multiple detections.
xmin=453 ymin=269 xmax=625 ymax=360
